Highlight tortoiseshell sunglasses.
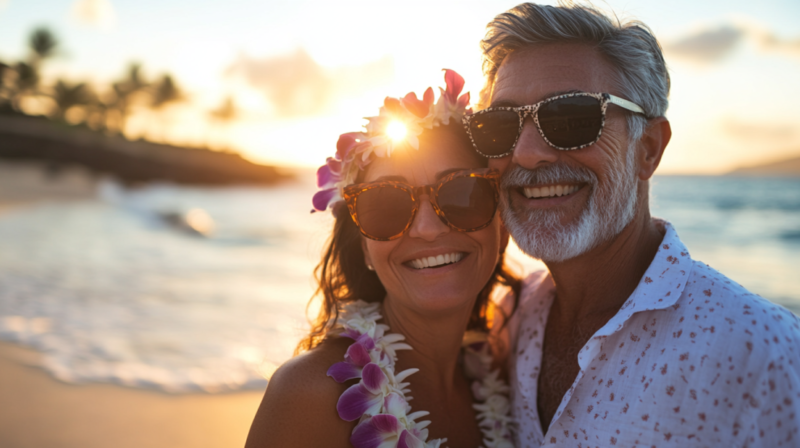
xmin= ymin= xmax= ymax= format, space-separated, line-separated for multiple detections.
xmin=343 ymin=169 xmax=500 ymax=241
xmin=462 ymin=92 xmax=646 ymax=158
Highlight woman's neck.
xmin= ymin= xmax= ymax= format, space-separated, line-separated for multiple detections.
xmin=381 ymin=296 xmax=473 ymax=395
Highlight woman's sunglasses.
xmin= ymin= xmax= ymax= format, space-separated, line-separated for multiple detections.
xmin=462 ymin=92 xmax=646 ymax=158
xmin=343 ymin=169 xmax=500 ymax=241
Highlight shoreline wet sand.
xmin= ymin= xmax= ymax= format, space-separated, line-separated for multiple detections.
xmin=0 ymin=161 xmax=266 ymax=447
xmin=0 ymin=342 xmax=264 ymax=448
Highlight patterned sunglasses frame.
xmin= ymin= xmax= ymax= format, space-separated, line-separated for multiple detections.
xmin=462 ymin=92 xmax=647 ymax=158
xmin=342 ymin=169 xmax=500 ymax=241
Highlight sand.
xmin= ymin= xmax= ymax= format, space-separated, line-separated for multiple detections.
xmin=0 ymin=342 xmax=265 ymax=448
xmin=0 ymin=161 xmax=99 ymax=206
xmin=0 ymin=161 xmax=266 ymax=447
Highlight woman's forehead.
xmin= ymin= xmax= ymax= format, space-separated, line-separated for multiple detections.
xmin=364 ymin=131 xmax=482 ymax=183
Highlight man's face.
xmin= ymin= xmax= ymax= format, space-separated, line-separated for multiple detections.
xmin=487 ymin=43 xmax=640 ymax=262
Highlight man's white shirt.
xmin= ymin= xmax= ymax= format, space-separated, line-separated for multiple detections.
xmin=507 ymin=220 xmax=800 ymax=447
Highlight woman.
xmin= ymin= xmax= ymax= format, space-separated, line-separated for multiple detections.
xmin=246 ymin=70 xmax=519 ymax=448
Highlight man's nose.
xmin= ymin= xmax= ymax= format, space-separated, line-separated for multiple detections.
xmin=406 ymin=196 xmax=450 ymax=242
xmin=512 ymin=117 xmax=560 ymax=169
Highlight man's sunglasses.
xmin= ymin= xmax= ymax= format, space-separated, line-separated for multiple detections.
xmin=343 ymin=169 xmax=500 ymax=241
xmin=462 ymin=92 xmax=646 ymax=158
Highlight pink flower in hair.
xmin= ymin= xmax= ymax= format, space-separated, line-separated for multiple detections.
xmin=311 ymin=69 xmax=472 ymax=213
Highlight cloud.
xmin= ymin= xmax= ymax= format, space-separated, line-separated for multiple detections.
xmin=0 ymin=0 xmax=9 ymax=12
xmin=665 ymin=22 xmax=800 ymax=63
xmin=721 ymin=118 xmax=798 ymax=142
xmin=70 ymin=0 xmax=117 ymax=31
xmin=227 ymin=49 xmax=393 ymax=117
xmin=665 ymin=26 xmax=744 ymax=62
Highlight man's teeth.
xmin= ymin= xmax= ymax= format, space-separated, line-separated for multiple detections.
xmin=409 ymin=252 xmax=464 ymax=270
xmin=523 ymin=184 xmax=580 ymax=199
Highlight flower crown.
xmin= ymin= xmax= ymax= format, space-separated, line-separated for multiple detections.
xmin=312 ymin=69 xmax=472 ymax=213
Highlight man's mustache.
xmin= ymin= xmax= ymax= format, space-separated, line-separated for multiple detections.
xmin=500 ymin=163 xmax=597 ymax=190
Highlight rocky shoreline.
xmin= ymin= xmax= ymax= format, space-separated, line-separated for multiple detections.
xmin=0 ymin=114 xmax=292 ymax=186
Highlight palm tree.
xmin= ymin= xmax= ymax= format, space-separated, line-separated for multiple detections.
xmin=151 ymin=74 xmax=182 ymax=109
xmin=9 ymin=62 xmax=39 ymax=111
xmin=209 ymin=96 xmax=236 ymax=122
xmin=108 ymin=62 xmax=148 ymax=133
xmin=51 ymin=79 xmax=94 ymax=122
xmin=29 ymin=27 xmax=58 ymax=66
xmin=148 ymin=74 xmax=184 ymax=141
xmin=207 ymin=95 xmax=237 ymax=148
xmin=0 ymin=61 xmax=11 ymax=109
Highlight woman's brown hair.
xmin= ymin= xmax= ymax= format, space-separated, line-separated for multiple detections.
xmin=296 ymin=124 xmax=521 ymax=353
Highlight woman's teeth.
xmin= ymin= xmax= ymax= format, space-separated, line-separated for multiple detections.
xmin=523 ymin=184 xmax=580 ymax=199
xmin=409 ymin=252 xmax=464 ymax=270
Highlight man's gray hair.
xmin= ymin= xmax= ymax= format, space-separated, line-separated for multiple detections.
xmin=480 ymin=1 xmax=670 ymax=142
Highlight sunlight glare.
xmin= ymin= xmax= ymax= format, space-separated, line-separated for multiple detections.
xmin=386 ymin=121 xmax=407 ymax=142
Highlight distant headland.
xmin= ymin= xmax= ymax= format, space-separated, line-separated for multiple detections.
xmin=0 ymin=112 xmax=292 ymax=186
xmin=725 ymin=153 xmax=800 ymax=177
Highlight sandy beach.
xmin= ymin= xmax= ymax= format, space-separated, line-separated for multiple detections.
xmin=0 ymin=161 xmax=265 ymax=447
xmin=0 ymin=342 xmax=264 ymax=448
xmin=0 ymin=161 xmax=98 ymax=210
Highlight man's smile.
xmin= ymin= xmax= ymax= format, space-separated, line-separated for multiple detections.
xmin=521 ymin=183 xmax=584 ymax=199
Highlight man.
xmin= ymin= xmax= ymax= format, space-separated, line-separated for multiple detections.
xmin=466 ymin=3 xmax=800 ymax=447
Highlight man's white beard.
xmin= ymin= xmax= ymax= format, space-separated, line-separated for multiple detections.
xmin=500 ymin=144 xmax=639 ymax=263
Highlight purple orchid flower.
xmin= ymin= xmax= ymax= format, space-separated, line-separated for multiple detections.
xmin=327 ymin=333 xmax=377 ymax=383
xmin=350 ymin=414 xmax=426 ymax=448
xmin=336 ymin=363 xmax=388 ymax=421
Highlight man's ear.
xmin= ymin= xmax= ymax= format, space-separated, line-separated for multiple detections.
xmin=637 ymin=117 xmax=671 ymax=181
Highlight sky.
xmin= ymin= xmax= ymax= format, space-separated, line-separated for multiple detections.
xmin=1 ymin=0 xmax=799 ymax=173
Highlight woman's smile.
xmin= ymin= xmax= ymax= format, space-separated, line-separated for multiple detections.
xmin=405 ymin=250 xmax=467 ymax=270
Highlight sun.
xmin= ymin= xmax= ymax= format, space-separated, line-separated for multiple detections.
xmin=386 ymin=121 xmax=407 ymax=142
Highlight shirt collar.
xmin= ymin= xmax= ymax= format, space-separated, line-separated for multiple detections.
xmin=592 ymin=219 xmax=695 ymax=339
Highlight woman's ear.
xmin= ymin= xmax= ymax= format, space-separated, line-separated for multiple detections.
xmin=361 ymin=238 xmax=375 ymax=271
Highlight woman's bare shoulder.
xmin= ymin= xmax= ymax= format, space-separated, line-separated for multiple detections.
xmin=245 ymin=337 xmax=355 ymax=448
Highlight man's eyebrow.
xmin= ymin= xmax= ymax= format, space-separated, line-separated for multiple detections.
xmin=489 ymin=89 xmax=584 ymax=108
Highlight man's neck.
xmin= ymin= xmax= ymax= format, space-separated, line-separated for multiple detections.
xmin=544 ymin=210 xmax=664 ymax=325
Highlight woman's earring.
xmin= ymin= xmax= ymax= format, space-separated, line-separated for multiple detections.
xmin=366 ymin=264 xmax=375 ymax=271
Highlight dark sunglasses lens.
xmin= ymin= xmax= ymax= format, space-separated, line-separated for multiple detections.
xmin=538 ymin=96 xmax=602 ymax=148
xmin=469 ymin=110 xmax=519 ymax=156
xmin=355 ymin=187 xmax=414 ymax=239
xmin=437 ymin=177 xmax=497 ymax=230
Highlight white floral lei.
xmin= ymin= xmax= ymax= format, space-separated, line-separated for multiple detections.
xmin=326 ymin=300 xmax=515 ymax=448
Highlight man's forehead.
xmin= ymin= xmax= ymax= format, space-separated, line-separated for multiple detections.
xmin=490 ymin=44 xmax=617 ymax=106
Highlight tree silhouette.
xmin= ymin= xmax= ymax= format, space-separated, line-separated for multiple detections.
xmin=2 ymin=27 xmax=59 ymax=113
xmin=9 ymin=62 xmax=39 ymax=111
xmin=0 ymin=61 xmax=12 ymax=109
xmin=29 ymin=27 xmax=59 ymax=66
xmin=109 ymin=63 xmax=148 ymax=133
xmin=209 ymin=96 xmax=236 ymax=122
xmin=51 ymin=80 xmax=94 ymax=122
xmin=151 ymin=74 xmax=182 ymax=109
xmin=207 ymin=95 xmax=237 ymax=148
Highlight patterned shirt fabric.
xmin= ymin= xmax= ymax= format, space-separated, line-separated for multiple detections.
xmin=507 ymin=220 xmax=800 ymax=447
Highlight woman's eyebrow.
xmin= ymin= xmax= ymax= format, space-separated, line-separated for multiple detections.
xmin=436 ymin=168 xmax=468 ymax=180
xmin=489 ymin=99 xmax=519 ymax=108
xmin=374 ymin=175 xmax=407 ymax=182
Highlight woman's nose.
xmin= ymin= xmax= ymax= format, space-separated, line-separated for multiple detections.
xmin=406 ymin=196 xmax=450 ymax=242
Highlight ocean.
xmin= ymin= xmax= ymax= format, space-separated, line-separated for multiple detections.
xmin=0 ymin=173 xmax=798 ymax=393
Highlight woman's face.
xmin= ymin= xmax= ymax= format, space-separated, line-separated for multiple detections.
xmin=361 ymin=130 xmax=504 ymax=317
